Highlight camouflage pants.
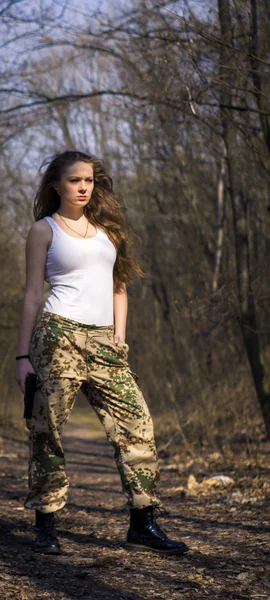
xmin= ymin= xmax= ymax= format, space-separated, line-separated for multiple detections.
xmin=25 ymin=310 xmax=163 ymax=514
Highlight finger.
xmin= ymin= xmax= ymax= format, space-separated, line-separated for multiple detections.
xmin=16 ymin=378 xmax=26 ymax=394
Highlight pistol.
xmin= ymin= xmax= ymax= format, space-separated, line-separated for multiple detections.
xmin=23 ymin=373 xmax=37 ymax=419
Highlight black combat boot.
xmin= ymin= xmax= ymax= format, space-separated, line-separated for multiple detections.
xmin=125 ymin=506 xmax=189 ymax=555
xmin=34 ymin=510 xmax=61 ymax=554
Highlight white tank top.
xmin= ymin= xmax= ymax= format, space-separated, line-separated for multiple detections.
xmin=42 ymin=216 xmax=117 ymax=325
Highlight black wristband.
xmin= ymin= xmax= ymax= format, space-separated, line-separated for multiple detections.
xmin=16 ymin=355 xmax=30 ymax=360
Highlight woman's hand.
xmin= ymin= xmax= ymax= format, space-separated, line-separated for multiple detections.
xmin=16 ymin=359 xmax=36 ymax=394
xmin=113 ymin=334 xmax=126 ymax=345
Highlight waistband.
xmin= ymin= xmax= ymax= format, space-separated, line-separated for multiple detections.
xmin=40 ymin=310 xmax=115 ymax=332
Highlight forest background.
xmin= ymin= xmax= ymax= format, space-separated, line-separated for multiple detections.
xmin=0 ymin=0 xmax=269 ymax=458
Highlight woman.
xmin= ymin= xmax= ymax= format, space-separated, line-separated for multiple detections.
xmin=16 ymin=150 xmax=189 ymax=556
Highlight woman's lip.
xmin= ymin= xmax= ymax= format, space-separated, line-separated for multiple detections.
xmin=77 ymin=196 xmax=87 ymax=199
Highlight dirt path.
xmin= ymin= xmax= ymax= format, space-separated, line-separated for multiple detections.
xmin=0 ymin=411 xmax=269 ymax=600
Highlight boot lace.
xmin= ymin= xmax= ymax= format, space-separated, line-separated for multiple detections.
xmin=150 ymin=507 xmax=171 ymax=538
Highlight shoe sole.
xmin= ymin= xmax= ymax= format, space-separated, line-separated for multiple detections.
xmin=125 ymin=543 xmax=189 ymax=555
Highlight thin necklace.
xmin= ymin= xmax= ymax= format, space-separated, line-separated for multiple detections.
xmin=56 ymin=213 xmax=89 ymax=238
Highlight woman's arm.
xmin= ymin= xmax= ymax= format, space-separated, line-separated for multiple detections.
xmin=16 ymin=220 xmax=51 ymax=393
xmin=17 ymin=297 xmax=42 ymax=356
xmin=113 ymin=283 xmax=128 ymax=343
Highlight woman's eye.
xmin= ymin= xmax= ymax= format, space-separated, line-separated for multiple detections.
xmin=69 ymin=179 xmax=93 ymax=182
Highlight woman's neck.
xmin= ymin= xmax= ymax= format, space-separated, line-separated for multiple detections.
xmin=56 ymin=207 xmax=86 ymax=221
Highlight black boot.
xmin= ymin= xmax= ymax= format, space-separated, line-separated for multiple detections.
xmin=34 ymin=510 xmax=61 ymax=554
xmin=126 ymin=506 xmax=189 ymax=555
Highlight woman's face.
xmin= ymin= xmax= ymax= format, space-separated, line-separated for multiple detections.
xmin=54 ymin=161 xmax=94 ymax=209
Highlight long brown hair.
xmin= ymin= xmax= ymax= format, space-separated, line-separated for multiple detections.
xmin=33 ymin=150 xmax=144 ymax=292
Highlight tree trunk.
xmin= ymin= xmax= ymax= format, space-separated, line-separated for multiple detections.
xmin=207 ymin=146 xmax=227 ymax=372
xmin=218 ymin=0 xmax=270 ymax=437
xmin=250 ymin=0 xmax=270 ymax=156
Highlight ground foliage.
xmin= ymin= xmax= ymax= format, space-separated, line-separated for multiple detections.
xmin=0 ymin=410 xmax=269 ymax=600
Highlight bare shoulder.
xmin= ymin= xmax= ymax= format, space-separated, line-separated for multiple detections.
xmin=26 ymin=218 xmax=52 ymax=251
xmin=25 ymin=220 xmax=52 ymax=295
